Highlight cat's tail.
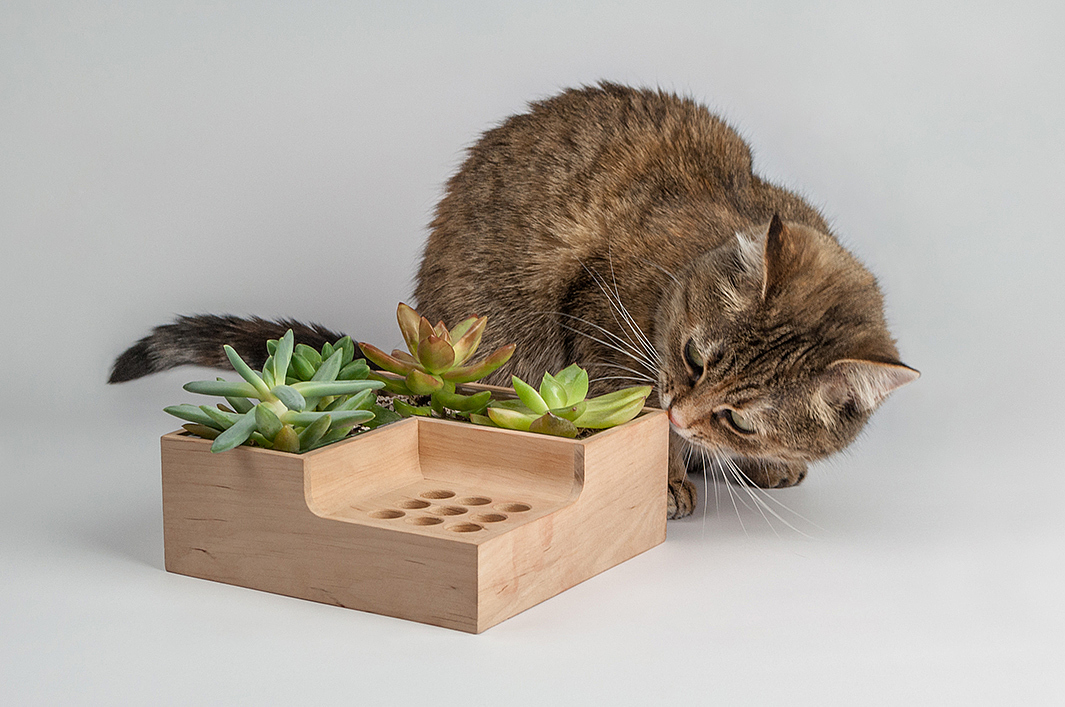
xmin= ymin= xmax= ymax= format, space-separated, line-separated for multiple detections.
xmin=108 ymin=314 xmax=348 ymax=383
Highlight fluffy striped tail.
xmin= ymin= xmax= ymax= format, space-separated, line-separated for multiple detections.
xmin=108 ymin=314 xmax=348 ymax=383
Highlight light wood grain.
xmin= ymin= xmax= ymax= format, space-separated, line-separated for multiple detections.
xmin=162 ymin=409 xmax=668 ymax=633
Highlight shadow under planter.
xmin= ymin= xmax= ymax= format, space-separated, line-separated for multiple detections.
xmin=161 ymin=411 xmax=668 ymax=633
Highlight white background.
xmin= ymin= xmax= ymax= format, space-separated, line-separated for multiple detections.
xmin=2 ymin=1 xmax=1063 ymax=704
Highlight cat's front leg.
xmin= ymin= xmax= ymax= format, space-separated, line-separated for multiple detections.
xmin=667 ymin=432 xmax=697 ymax=519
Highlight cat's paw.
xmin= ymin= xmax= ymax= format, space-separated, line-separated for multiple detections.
xmin=667 ymin=477 xmax=697 ymax=519
xmin=737 ymin=459 xmax=808 ymax=489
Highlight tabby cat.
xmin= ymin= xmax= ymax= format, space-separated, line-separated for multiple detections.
xmin=110 ymin=83 xmax=918 ymax=519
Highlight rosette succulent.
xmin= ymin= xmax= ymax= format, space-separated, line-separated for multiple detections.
xmin=474 ymin=364 xmax=652 ymax=438
xmin=166 ymin=330 xmax=385 ymax=453
xmin=358 ymin=303 xmax=516 ymax=418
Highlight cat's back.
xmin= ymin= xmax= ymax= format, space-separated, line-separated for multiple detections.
xmin=416 ymin=84 xmax=758 ymax=312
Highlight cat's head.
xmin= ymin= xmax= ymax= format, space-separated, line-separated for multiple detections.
xmin=655 ymin=216 xmax=918 ymax=482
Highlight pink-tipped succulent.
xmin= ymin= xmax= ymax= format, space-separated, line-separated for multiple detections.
xmin=358 ymin=303 xmax=516 ymax=416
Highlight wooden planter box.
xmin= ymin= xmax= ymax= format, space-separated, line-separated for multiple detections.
xmin=161 ymin=409 xmax=668 ymax=633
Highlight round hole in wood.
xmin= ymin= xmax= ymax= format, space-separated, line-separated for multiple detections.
xmin=397 ymin=499 xmax=431 ymax=509
xmin=471 ymin=513 xmax=507 ymax=523
xmin=495 ymin=503 xmax=531 ymax=513
xmin=368 ymin=509 xmax=404 ymax=519
xmin=457 ymin=496 xmax=491 ymax=506
xmin=406 ymin=516 xmax=444 ymax=526
xmin=447 ymin=523 xmax=484 ymax=533
xmin=428 ymin=505 xmax=467 ymax=516
xmin=420 ymin=490 xmax=455 ymax=500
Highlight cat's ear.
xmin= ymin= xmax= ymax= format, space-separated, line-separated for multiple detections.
xmin=817 ymin=359 xmax=920 ymax=412
xmin=761 ymin=214 xmax=794 ymax=300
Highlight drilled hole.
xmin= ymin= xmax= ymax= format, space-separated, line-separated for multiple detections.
xmin=406 ymin=516 xmax=444 ymax=526
xmin=471 ymin=513 xmax=507 ymax=523
xmin=368 ymin=509 xmax=404 ymax=519
xmin=397 ymin=499 xmax=431 ymax=509
xmin=420 ymin=490 xmax=455 ymax=500
xmin=457 ymin=496 xmax=491 ymax=506
xmin=428 ymin=505 xmax=467 ymax=516
xmin=447 ymin=523 xmax=484 ymax=533
xmin=495 ymin=503 xmax=531 ymax=513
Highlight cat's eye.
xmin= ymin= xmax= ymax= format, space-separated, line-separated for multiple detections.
xmin=684 ymin=338 xmax=704 ymax=374
xmin=722 ymin=408 xmax=757 ymax=435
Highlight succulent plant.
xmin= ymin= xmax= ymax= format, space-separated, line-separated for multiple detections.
xmin=358 ymin=303 xmax=516 ymax=418
xmin=166 ymin=330 xmax=386 ymax=453
xmin=473 ymin=364 xmax=652 ymax=438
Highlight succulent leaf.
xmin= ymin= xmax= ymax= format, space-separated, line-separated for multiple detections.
xmin=538 ymin=372 xmax=567 ymax=409
xmin=200 ymin=405 xmax=239 ymax=429
xmin=417 ymin=334 xmax=456 ymax=374
xmin=529 ymin=412 xmax=579 ymax=438
xmin=297 ymin=414 xmax=331 ymax=451
xmin=334 ymin=388 xmax=376 ymax=412
xmin=165 ymin=404 xmax=220 ymax=428
xmin=280 ymin=410 xmax=373 ymax=427
xmin=182 ymin=423 xmax=221 ymax=440
xmin=338 ymin=359 xmax=370 ymax=381
xmin=397 ymin=302 xmax=422 ymax=355
xmin=272 ymin=330 xmax=294 ymax=389
xmin=363 ymin=405 xmax=402 ymax=428
xmin=441 ymin=343 xmax=517 ymax=384
xmin=553 ymin=364 xmax=589 ymax=405
xmin=450 ymin=316 xmax=486 ymax=365
xmin=183 ymin=379 xmax=259 ymax=399
xmin=312 ymin=348 xmax=344 ymax=382
xmin=290 ymin=352 xmax=316 ymax=380
xmin=291 ymin=380 xmax=384 ymax=398
xmin=431 ymin=389 xmax=493 ymax=414
xmin=295 ymin=343 xmax=322 ymax=369
xmin=405 ymin=369 xmax=444 ymax=395
xmin=273 ymin=425 xmax=300 ymax=453
xmin=572 ymin=396 xmax=645 ymax=429
xmin=511 ymin=375 xmax=549 ymax=414
xmin=359 ymin=342 xmax=416 ymax=375
xmin=335 ymin=336 xmax=356 ymax=367
xmin=211 ymin=408 xmax=259 ymax=452
xmin=393 ymin=398 xmax=432 ymax=417
xmin=271 ymin=384 xmax=306 ymax=411
xmin=254 ymin=403 xmax=283 ymax=440
xmin=266 ymin=339 xmax=278 ymax=355
xmin=448 ymin=315 xmax=480 ymax=343
xmin=486 ymin=406 xmax=536 ymax=431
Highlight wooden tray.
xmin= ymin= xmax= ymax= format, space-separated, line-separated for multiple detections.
xmin=161 ymin=410 xmax=668 ymax=633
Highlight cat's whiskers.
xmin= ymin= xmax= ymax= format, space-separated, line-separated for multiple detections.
xmin=532 ymin=309 xmax=661 ymax=378
xmin=577 ymin=361 xmax=657 ymax=383
xmin=556 ymin=322 xmax=661 ymax=378
xmin=579 ymin=259 xmax=663 ymax=371
xmin=604 ymin=251 xmax=662 ymax=367
xmin=636 ymin=256 xmax=682 ymax=287
xmin=590 ymin=376 xmax=657 ymax=385
xmin=719 ymin=455 xmax=818 ymax=537
xmin=710 ymin=450 xmax=747 ymax=536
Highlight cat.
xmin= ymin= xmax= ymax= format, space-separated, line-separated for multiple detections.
xmin=110 ymin=82 xmax=919 ymax=519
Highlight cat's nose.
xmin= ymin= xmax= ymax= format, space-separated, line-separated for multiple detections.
xmin=667 ymin=406 xmax=687 ymax=429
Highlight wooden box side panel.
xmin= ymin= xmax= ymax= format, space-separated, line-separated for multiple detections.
xmin=303 ymin=417 xmax=422 ymax=518
xmin=418 ymin=418 xmax=582 ymax=503
xmin=475 ymin=410 xmax=669 ymax=630
xmin=161 ymin=433 xmax=481 ymax=632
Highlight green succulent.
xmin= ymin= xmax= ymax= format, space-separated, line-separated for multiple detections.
xmin=358 ymin=303 xmax=516 ymax=418
xmin=166 ymin=330 xmax=386 ymax=453
xmin=472 ymin=364 xmax=652 ymax=438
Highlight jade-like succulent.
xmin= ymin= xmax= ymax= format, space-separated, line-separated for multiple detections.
xmin=166 ymin=330 xmax=385 ymax=453
xmin=473 ymin=364 xmax=652 ymax=438
xmin=358 ymin=303 xmax=516 ymax=418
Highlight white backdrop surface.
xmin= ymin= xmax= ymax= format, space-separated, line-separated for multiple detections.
xmin=2 ymin=1 xmax=1063 ymax=704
